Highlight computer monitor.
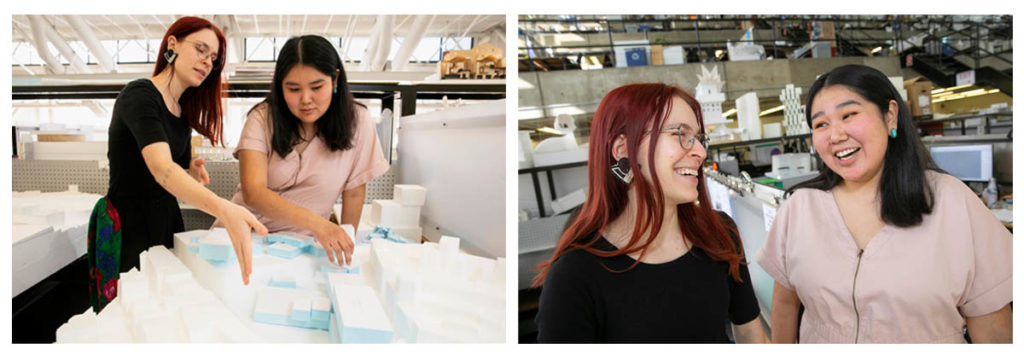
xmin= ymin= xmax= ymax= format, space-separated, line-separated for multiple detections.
xmin=929 ymin=144 xmax=993 ymax=182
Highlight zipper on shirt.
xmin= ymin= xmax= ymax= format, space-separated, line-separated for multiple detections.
xmin=852 ymin=248 xmax=864 ymax=344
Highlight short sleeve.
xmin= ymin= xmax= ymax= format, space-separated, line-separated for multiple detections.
xmin=118 ymin=82 xmax=169 ymax=150
xmin=342 ymin=106 xmax=389 ymax=191
xmin=535 ymin=253 xmax=599 ymax=343
xmin=728 ymin=262 xmax=762 ymax=324
xmin=233 ymin=104 xmax=271 ymax=157
xmin=754 ymin=192 xmax=797 ymax=291
xmin=953 ymin=179 xmax=1013 ymax=317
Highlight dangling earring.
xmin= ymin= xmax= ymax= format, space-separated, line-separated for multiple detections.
xmin=163 ymin=49 xmax=177 ymax=64
xmin=890 ymin=128 xmax=897 ymax=138
xmin=611 ymin=157 xmax=633 ymax=184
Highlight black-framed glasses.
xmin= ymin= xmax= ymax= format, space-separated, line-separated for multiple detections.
xmin=183 ymin=40 xmax=220 ymax=70
xmin=657 ymin=126 xmax=709 ymax=151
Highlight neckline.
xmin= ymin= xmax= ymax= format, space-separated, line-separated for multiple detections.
xmin=142 ymin=78 xmax=182 ymax=119
xmin=598 ymin=235 xmax=693 ymax=266
xmin=825 ymin=189 xmax=890 ymax=254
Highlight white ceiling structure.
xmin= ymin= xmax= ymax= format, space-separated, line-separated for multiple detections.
xmin=12 ymin=14 xmax=506 ymax=75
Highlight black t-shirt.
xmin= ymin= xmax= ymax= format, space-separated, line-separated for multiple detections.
xmin=535 ymin=216 xmax=760 ymax=343
xmin=107 ymin=79 xmax=192 ymax=198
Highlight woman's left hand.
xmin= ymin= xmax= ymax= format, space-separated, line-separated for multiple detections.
xmin=189 ymin=158 xmax=210 ymax=185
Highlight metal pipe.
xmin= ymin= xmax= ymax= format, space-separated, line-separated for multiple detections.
xmin=360 ymin=16 xmax=382 ymax=71
xmin=391 ymin=15 xmax=434 ymax=71
xmin=370 ymin=15 xmax=394 ymax=71
xmin=28 ymin=15 xmax=63 ymax=74
xmin=65 ymin=15 xmax=116 ymax=73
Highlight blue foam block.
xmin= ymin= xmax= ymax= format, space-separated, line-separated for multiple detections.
xmin=321 ymin=265 xmax=360 ymax=275
xmin=269 ymin=280 xmax=296 ymax=289
xmin=199 ymin=243 xmax=233 ymax=261
xmin=253 ymin=312 xmax=329 ymax=331
xmin=267 ymin=243 xmax=302 ymax=259
xmin=312 ymin=309 xmax=330 ymax=323
xmin=291 ymin=308 xmax=311 ymax=322
xmin=312 ymin=244 xmax=328 ymax=258
xmin=282 ymin=235 xmax=313 ymax=249
xmin=187 ymin=245 xmax=199 ymax=254
xmin=266 ymin=233 xmax=291 ymax=244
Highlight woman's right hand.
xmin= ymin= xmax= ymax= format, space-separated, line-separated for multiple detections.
xmin=313 ymin=220 xmax=355 ymax=266
xmin=217 ymin=200 xmax=268 ymax=285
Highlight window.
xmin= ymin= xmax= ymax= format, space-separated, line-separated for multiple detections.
xmin=245 ymin=37 xmax=275 ymax=62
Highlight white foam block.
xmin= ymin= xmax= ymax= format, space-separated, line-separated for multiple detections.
xmin=330 ymin=283 xmax=394 ymax=343
xmin=393 ymin=185 xmax=427 ymax=206
xmin=439 ymin=236 xmax=460 ymax=259
xmin=370 ymin=200 xmax=420 ymax=226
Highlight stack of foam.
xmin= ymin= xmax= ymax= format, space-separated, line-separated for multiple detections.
xmin=13 ymin=187 xmax=103 ymax=296
xmin=362 ymin=185 xmax=426 ymax=243
xmin=55 ymin=245 xmax=258 ymax=343
xmin=332 ymin=235 xmax=504 ymax=343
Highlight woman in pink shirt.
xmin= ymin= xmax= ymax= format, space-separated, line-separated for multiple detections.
xmin=216 ymin=35 xmax=388 ymax=266
xmin=755 ymin=65 xmax=1011 ymax=343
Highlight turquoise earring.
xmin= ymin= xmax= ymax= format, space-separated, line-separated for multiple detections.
xmin=333 ymin=87 xmax=337 ymax=94
xmin=890 ymin=128 xmax=897 ymax=138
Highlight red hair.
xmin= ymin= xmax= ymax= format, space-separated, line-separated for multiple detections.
xmin=153 ymin=16 xmax=227 ymax=146
xmin=532 ymin=83 xmax=744 ymax=287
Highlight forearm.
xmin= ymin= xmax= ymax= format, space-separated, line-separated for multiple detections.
xmin=770 ymin=283 xmax=801 ymax=343
xmin=966 ymin=304 xmax=1012 ymax=343
xmin=244 ymin=187 xmax=329 ymax=234
xmin=340 ymin=185 xmax=366 ymax=229
xmin=152 ymin=161 xmax=226 ymax=217
xmin=732 ymin=316 xmax=766 ymax=343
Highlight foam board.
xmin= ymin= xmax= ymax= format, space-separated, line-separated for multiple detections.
xmin=267 ymin=243 xmax=302 ymax=259
xmin=330 ymin=283 xmax=394 ymax=343
xmin=370 ymin=200 xmax=420 ymax=226
xmin=393 ymin=185 xmax=427 ymax=206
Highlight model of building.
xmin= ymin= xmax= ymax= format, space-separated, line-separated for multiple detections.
xmin=695 ymin=65 xmax=730 ymax=126
xmin=736 ymin=91 xmax=762 ymax=140
xmin=780 ymin=84 xmax=809 ymax=136
xmin=440 ymin=42 xmax=506 ymax=79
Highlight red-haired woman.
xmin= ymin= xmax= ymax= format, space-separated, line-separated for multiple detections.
xmin=532 ymin=83 xmax=765 ymax=343
xmin=105 ymin=17 xmax=266 ymax=284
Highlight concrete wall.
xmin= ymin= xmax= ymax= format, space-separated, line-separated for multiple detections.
xmin=519 ymin=56 xmax=903 ymax=111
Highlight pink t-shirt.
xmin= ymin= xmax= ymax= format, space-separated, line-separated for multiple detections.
xmin=222 ymin=103 xmax=389 ymax=236
xmin=755 ymin=171 xmax=1012 ymax=343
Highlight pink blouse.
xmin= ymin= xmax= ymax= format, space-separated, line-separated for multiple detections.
xmin=218 ymin=104 xmax=389 ymax=236
xmin=755 ymin=171 xmax=1012 ymax=343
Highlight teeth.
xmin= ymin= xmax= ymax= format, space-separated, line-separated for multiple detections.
xmin=675 ymin=168 xmax=699 ymax=177
xmin=835 ymin=147 xmax=859 ymax=160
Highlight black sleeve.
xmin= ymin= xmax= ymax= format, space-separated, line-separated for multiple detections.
xmin=117 ymin=82 xmax=170 ymax=150
xmin=535 ymin=252 xmax=599 ymax=343
xmin=716 ymin=211 xmax=761 ymax=324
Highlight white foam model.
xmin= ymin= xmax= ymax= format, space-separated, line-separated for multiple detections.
xmin=533 ymin=114 xmax=580 ymax=154
xmin=736 ymin=92 xmax=762 ymax=140
xmin=695 ymin=65 xmax=730 ymax=126
xmin=55 ymin=245 xmax=258 ymax=343
xmin=13 ymin=188 xmax=102 ymax=296
xmin=364 ymin=184 xmax=428 ymax=243
xmin=780 ymin=84 xmax=809 ymax=136
xmin=355 ymin=235 xmax=505 ymax=343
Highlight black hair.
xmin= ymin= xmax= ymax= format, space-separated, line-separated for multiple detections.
xmin=787 ymin=64 xmax=941 ymax=227
xmin=251 ymin=35 xmax=363 ymax=157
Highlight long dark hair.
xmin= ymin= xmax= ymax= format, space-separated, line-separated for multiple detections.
xmin=153 ymin=16 xmax=227 ymax=146
xmin=788 ymin=64 xmax=940 ymax=227
xmin=532 ymin=83 xmax=742 ymax=287
xmin=253 ymin=35 xmax=361 ymax=157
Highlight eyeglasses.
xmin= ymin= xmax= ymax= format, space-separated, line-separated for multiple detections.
xmin=183 ymin=40 xmax=220 ymax=70
xmin=656 ymin=126 xmax=709 ymax=151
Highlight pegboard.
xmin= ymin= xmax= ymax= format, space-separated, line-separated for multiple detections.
xmin=12 ymin=160 xmax=110 ymax=194
xmin=518 ymin=213 xmax=572 ymax=255
xmin=203 ymin=161 xmax=242 ymax=200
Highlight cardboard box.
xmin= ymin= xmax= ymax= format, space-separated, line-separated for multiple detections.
xmin=650 ymin=45 xmax=664 ymax=65
xmin=903 ymin=77 xmax=934 ymax=117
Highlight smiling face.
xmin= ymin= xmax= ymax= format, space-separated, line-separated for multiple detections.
xmin=635 ymin=95 xmax=707 ymax=205
xmin=281 ymin=64 xmax=336 ymax=128
xmin=168 ymin=29 xmax=219 ymax=87
xmin=809 ymin=85 xmax=898 ymax=187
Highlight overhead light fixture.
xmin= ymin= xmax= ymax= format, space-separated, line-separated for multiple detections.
xmin=933 ymin=88 xmax=1001 ymax=103
xmin=871 ymin=46 xmax=883 ymax=54
xmin=759 ymin=105 xmax=785 ymax=116
xmin=722 ymin=108 xmax=737 ymax=117
xmin=931 ymin=83 xmax=973 ymax=94
xmin=536 ymin=127 xmax=565 ymax=135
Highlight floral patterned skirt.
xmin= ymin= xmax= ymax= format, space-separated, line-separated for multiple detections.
xmin=87 ymin=197 xmax=121 ymax=312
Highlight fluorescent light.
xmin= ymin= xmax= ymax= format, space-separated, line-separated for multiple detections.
xmin=759 ymin=105 xmax=785 ymax=116
xmin=871 ymin=46 xmax=883 ymax=54
xmin=933 ymin=88 xmax=1001 ymax=103
xmin=722 ymin=108 xmax=737 ymax=117
xmin=536 ymin=127 xmax=565 ymax=135
xmin=931 ymin=84 xmax=973 ymax=94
